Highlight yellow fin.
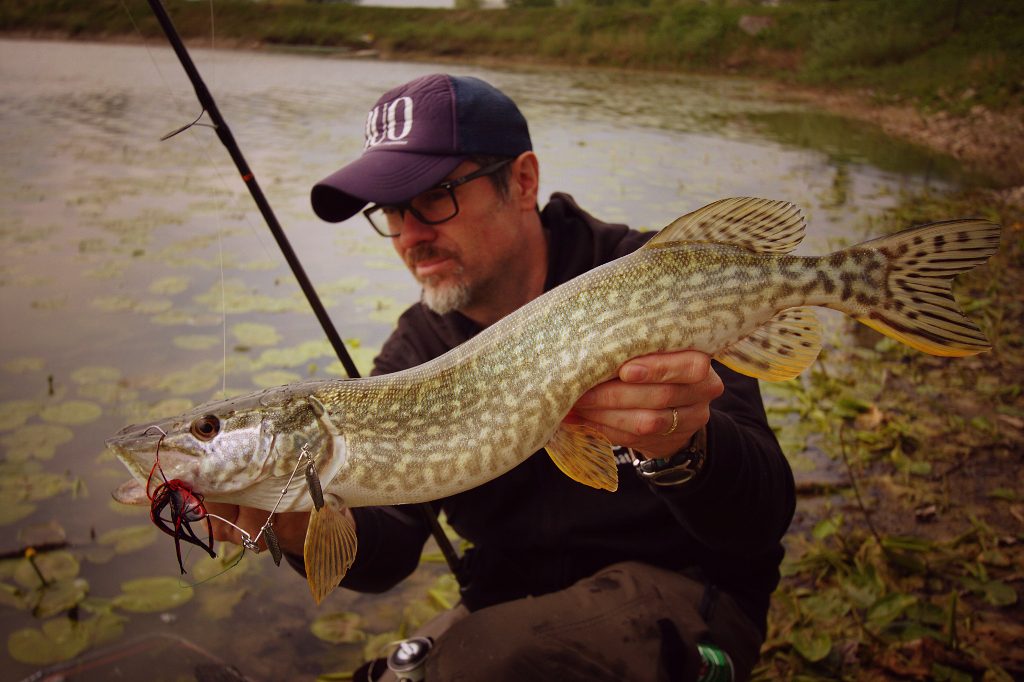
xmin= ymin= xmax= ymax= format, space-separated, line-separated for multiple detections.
xmin=304 ymin=495 xmax=357 ymax=605
xmin=716 ymin=307 xmax=822 ymax=381
xmin=544 ymin=423 xmax=618 ymax=492
xmin=646 ymin=197 xmax=805 ymax=254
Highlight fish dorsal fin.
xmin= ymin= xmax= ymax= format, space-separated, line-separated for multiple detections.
xmin=544 ymin=423 xmax=618 ymax=492
xmin=646 ymin=197 xmax=806 ymax=254
xmin=715 ymin=307 xmax=822 ymax=381
xmin=304 ymin=494 xmax=357 ymax=605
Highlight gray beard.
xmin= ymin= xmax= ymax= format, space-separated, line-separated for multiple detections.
xmin=421 ymin=278 xmax=472 ymax=315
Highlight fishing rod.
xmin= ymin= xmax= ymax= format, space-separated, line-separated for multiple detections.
xmin=143 ymin=0 xmax=467 ymax=587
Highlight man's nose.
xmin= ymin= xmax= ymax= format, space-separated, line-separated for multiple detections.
xmin=394 ymin=210 xmax=437 ymax=247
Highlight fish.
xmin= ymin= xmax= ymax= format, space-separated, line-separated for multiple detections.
xmin=107 ymin=197 xmax=1001 ymax=603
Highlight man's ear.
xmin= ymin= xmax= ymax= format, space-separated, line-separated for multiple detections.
xmin=510 ymin=151 xmax=540 ymax=210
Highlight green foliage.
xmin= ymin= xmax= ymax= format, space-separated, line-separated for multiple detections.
xmin=2 ymin=0 xmax=1020 ymax=110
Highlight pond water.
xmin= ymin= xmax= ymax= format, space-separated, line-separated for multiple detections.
xmin=0 ymin=38 xmax=980 ymax=680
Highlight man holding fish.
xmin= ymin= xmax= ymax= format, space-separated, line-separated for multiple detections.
xmin=207 ymin=74 xmax=795 ymax=680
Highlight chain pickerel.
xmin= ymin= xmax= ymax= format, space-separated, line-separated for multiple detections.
xmin=108 ymin=197 xmax=1000 ymax=603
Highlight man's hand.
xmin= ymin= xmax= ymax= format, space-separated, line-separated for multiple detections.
xmin=206 ymin=502 xmax=310 ymax=558
xmin=565 ymin=350 xmax=723 ymax=460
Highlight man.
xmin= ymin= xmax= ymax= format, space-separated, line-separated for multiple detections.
xmin=210 ymin=74 xmax=794 ymax=681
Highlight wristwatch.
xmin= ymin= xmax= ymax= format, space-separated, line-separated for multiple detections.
xmin=633 ymin=426 xmax=708 ymax=487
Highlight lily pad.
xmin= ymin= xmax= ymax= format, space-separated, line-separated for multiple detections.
xmin=33 ymin=577 xmax=89 ymax=618
xmin=152 ymin=362 xmax=222 ymax=396
xmin=199 ymin=585 xmax=247 ymax=620
xmin=252 ymin=370 xmax=302 ymax=388
xmin=173 ymin=334 xmax=221 ymax=351
xmin=113 ymin=576 xmax=193 ymax=612
xmin=14 ymin=551 xmax=80 ymax=588
xmin=232 ymin=322 xmax=281 ymax=347
xmin=0 ymin=503 xmax=35 ymax=526
xmin=1 ymin=469 xmax=72 ymax=503
xmin=70 ymin=366 xmax=122 ymax=384
xmin=97 ymin=525 xmax=157 ymax=554
xmin=1 ymin=423 xmax=74 ymax=460
xmin=0 ymin=400 xmax=40 ymax=431
xmin=7 ymin=613 xmax=124 ymax=666
xmin=310 ymin=611 xmax=367 ymax=644
xmin=149 ymin=275 xmax=190 ymax=295
xmin=39 ymin=400 xmax=102 ymax=425
xmin=2 ymin=357 xmax=45 ymax=373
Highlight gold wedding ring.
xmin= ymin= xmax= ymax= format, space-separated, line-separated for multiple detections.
xmin=662 ymin=407 xmax=679 ymax=436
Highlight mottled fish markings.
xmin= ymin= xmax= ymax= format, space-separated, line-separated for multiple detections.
xmin=108 ymin=197 xmax=1000 ymax=604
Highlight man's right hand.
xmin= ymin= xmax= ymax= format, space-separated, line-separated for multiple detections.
xmin=206 ymin=502 xmax=310 ymax=558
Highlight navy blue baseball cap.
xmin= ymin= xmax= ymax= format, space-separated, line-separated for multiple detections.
xmin=311 ymin=74 xmax=533 ymax=223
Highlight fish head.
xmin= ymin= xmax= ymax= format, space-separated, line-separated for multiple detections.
xmin=107 ymin=381 xmax=342 ymax=511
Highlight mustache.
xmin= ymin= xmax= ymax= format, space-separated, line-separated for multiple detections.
xmin=405 ymin=244 xmax=458 ymax=269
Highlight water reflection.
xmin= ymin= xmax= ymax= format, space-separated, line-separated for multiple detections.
xmin=0 ymin=37 xmax=981 ymax=679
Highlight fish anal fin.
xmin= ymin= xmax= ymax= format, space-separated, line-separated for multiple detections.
xmin=304 ymin=495 xmax=357 ymax=605
xmin=544 ymin=424 xmax=618 ymax=492
xmin=716 ymin=307 xmax=822 ymax=382
xmin=645 ymin=197 xmax=806 ymax=254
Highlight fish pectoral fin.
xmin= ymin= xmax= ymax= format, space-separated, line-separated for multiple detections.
xmin=544 ymin=423 xmax=619 ymax=492
xmin=716 ymin=307 xmax=822 ymax=382
xmin=112 ymin=479 xmax=149 ymax=505
xmin=304 ymin=495 xmax=357 ymax=605
xmin=645 ymin=197 xmax=805 ymax=254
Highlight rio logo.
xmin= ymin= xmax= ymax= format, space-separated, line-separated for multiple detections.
xmin=364 ymin=96 xmax=414 ymax=148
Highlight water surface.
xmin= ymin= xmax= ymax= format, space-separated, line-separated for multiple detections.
xmin=0 ymin=38 xmax=975 ymax=680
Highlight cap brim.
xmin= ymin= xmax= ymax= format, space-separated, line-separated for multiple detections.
xmin=311 ymin=151 xmax=465 ymax=223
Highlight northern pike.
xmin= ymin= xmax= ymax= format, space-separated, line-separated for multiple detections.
xmin=108 ymin=197 xmax=1000 ymax=603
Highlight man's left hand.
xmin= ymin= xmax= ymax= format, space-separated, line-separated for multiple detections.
xmin=564 ymin=350 xmax=723 ymax=460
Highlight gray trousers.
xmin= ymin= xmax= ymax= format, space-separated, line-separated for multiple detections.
xmin=378 ymin=561 xmax=763 ymax=682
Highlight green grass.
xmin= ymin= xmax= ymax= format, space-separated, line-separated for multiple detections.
xmin=2 ymin=0 xmax=1021 ymax=111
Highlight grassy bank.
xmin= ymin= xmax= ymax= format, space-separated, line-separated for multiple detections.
xmin=2 ymin=0 xmax=1022 ymax=113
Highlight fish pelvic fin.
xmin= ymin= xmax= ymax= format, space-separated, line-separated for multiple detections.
xmin=544 ymin=423 xmax=619 ymax=492
xmin=304 ymin=494 xmax=357 ymax=605
xmin=646 ymin=197 xmax=805 ymax=254
xmin=857 ymin=218 xmax=1001 ymax=356
xmin=716 ymin=307 xmax=822 ymax=381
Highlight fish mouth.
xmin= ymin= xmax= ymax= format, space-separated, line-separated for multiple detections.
xmin=105 ymin=422 xmax=169 ymax=483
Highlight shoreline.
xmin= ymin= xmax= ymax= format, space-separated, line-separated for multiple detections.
xmin=7 ymin=30 xmax=1023 ymax=192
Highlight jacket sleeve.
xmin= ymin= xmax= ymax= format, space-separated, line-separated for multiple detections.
xmin=649 ymin=363 xmax=795 ymax=555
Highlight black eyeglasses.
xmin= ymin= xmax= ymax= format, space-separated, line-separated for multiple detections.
xmin=363 ymin=159 xmax=513 ymax=237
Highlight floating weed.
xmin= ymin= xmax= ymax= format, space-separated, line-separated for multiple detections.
xmin=195 ymin=278 xmax=307 ymax=314
xmin=0 ymin=503 xmax=35 ymax=526
xmin=231 ymin=322 xmax=281 ymax=347
xmin=39 ymin=400 xmax=102 ymax=426
xmin=144 ymin=398 xmax=195 ymax=421
xmin=148 ymin=275 xmax=190 ymax=295
xmin=0 ymin=400 xmax=41 ymax=431
xmin=310 ymin=611 xmax=367 ymax=645
xmin=173 ymin=334 xmax=221 ymax=351
xmin=2 ymin=357 xmax=45 ymax=374
xmin=0 ymin=423 xmax=74 ymax=461
xmin=236 ymin=259 xmax=278 ymax=271
xmin=112 ymin=576 xmax=193 ymax=613
xmin=90 ymin=294 xmax=136 ymax=312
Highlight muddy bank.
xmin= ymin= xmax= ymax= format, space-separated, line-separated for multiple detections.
xmin=768 ymin=84 xmax=1024 ymax=190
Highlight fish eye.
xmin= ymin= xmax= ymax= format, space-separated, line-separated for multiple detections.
xmin=190 ymin=415 xmax=220 ymax=441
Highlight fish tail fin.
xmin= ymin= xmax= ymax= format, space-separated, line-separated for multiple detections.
xmin=855 ymin=218 xmax=1001 ymax=356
